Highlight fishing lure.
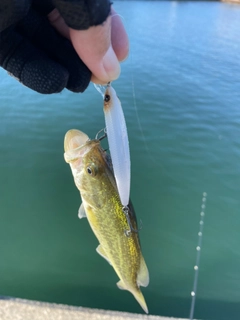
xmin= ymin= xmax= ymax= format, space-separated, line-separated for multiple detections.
xmin=103 ymin=84 xmax=131 ymax=208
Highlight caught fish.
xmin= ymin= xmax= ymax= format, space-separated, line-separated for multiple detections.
xmin=64 ymin=129 xmax=149 ymax=313
xmin=103 ymin=85 xmax=130 ymax=207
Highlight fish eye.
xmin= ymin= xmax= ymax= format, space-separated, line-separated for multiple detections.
xmin=86 ymin=164 xmax=97 ymax=176
xmin=104 ymin=94 xmax=110 ymax=102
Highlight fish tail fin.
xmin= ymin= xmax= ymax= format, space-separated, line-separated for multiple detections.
xmin=117 ymin=280 xmax=148 ymax=314
xmin=132 ymin=288 xmax=148 ymax=314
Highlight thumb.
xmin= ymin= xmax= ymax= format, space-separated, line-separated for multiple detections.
xmin=69 ymin=14 xmax=120 ymax=84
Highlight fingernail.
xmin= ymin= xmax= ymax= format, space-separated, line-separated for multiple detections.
xmin=102 ymin=46 xmax=121 ymax=81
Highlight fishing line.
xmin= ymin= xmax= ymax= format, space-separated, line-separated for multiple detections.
xmin=130 ymin=55 xmax=155 ymax=161
xmin=129 ymin=34 xmax=178 ymax=184
xmin=189 ymin=192 xmax=207 ymax=320
xmin=111 ymin=13 xmax=124 ymax=20
xmin=117 ymin=9 xmax=176 ymax=182
xmin=128 ymin=21 xmax=159 ymax=163
xmin=93 ymin=84 xmax=105 ymax=98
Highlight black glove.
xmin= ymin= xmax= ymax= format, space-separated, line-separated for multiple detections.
xmin=0 ymin=0 xmax=111 ymax=94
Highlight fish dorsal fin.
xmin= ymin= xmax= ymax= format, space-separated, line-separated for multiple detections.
xmin=137 ymin=256 xmax=149 ymax=287
xmin=78 ymin=203 xmax=86 ymax=219
xmin=96 ymin=245 xmax=111 ymax=265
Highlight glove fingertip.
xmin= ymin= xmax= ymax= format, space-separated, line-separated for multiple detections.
xmin=21 ymin=60 xmax=69 ymax=94
xmin=65 ymin=64 xmax=91 ymax=93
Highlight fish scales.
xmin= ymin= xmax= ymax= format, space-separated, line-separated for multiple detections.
xmin=80 ymin=143 xmax=140 ymax=281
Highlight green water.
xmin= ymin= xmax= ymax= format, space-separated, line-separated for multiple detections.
xmin=1 ymin=1 xmax=240 ymax=319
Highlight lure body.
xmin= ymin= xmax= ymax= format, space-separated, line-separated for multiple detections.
xmin=103 ymin=86 xmax=130 ymax=207
xmin=64 ymin=129 xmax=149 ymax=313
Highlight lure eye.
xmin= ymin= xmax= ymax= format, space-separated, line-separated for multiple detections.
xmin=104 ymin=94 xmax=110 ymax=102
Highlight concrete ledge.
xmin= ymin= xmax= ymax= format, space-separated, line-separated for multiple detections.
xmin=0 ymin=297 xmax=186 ymax=320
xmin=222 ymin=0 xmax=240 ymax=3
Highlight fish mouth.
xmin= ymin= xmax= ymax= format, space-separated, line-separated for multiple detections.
xmin=64 ymin=129 xmax=90 ymax=163
xmin=64 ymin=129 xmax=90 ymax=152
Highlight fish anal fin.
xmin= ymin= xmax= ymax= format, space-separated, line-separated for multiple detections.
xmin=116 ymin=280 xmax=127 ymax=291
xmin=137 ymin=256 xmax=149 ymax=287
xmin=78 ymin=203 xmax=86 ymax=219
xmin=96 ymin=245 xmax=111 ymax=265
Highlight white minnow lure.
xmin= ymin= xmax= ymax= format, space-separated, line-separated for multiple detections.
xmin=103 ymin=85 xmax=130 ymax=207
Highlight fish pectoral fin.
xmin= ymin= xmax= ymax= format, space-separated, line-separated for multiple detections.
xmin=96 ymin=245 xmax=111 ymax=265
xmin=116 ymin=280 xmax=127 ymax=291
xmin=78 ymin=203 xmax=87 ymax=219
xmin=137 ymin=256 xmax=149 ymax=287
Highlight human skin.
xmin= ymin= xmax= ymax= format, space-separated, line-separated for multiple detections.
xmin=48 ymin=7 xmax=129 ymax=84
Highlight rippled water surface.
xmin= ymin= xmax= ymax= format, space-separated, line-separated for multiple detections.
xmin=1 ymin=2 xmax=240 ymax=319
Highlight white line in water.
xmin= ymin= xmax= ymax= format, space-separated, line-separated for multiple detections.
xmin=189 ymin=192 xmax=207 ymax=320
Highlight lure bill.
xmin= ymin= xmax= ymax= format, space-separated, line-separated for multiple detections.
xmin=64 ymin=129 xmax=149 ymax=313
xmin=103 ymin=85 xmax=130 ymax=207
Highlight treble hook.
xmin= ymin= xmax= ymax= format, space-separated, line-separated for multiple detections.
xmin=122 ymin=206 xmax=141 ymax=237
xmin=95 ymin=128 xmax=107 ymax=141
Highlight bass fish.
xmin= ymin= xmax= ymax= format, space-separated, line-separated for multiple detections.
xmin=64 ymin=129 xmax=149 ymax=313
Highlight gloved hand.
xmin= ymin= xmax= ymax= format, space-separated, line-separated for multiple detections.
xmin=0 ymin=0 xmax=128 ymax=94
